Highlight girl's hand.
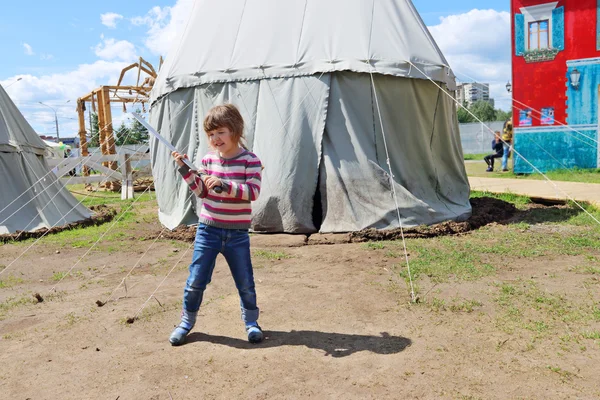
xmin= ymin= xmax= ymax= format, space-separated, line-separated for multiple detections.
xmin=172 ymin=151 xmax=188 ymax=167
xmin=203 ymin=175 xmax=223 ymax=191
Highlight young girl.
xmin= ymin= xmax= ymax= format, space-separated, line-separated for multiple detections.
xmin=170 ymin=104 xmax=263 ymax=346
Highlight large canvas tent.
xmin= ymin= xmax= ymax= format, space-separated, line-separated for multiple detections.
xmin=149 ymin=0 xmax=471 ymax=234
xmin=0 ymin=85 xmax=91 ymax=234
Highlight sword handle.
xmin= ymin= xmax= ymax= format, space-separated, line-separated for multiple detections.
xmin=198 ymin=172 xmax=223 ymax=194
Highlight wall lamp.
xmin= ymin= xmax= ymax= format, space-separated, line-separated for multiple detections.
xmin=505 ymin=81 xmax=512 ymax=93
xmin=570 ymin=68 xmax=581 ymax=90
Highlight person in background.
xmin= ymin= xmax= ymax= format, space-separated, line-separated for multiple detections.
xmin=483 ymin=131 xmax=504 ymax=172
xmin=501 ymin=120 xmax=513 ymax=172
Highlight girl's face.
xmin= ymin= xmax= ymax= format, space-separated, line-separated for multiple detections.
xmin=207 ymin=126 xmax=238 ymax=157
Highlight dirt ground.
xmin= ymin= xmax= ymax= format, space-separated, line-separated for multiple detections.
xmin=1 ymin=199 xmax=599 ymax=399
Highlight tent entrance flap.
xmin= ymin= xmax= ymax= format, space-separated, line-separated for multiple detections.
xmin=251 ymin=74 xmax=331 ymax=234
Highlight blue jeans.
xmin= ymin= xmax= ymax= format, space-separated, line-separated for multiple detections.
xmin=502 ymin=142 xmax=511 ymax=170
xmin=183 ymin=223 xmax=259 ymax=324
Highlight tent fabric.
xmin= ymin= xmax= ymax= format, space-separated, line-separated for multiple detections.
xmin=318 ymin=73 xmax=470 ymax=232
xmin=149 ymin=72 xmax=471 ymax=233
xmin=148 ymin=0 xmax=471 ymax=233
xmin=0 ymin=85 xmax=92 ymax=234
xmin=0 ymin=86 xmax=47 ymax=155
xmin=150 ymin=0 xmax=456 ymax=104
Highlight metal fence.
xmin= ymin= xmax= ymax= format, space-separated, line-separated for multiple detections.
xmin=459 ymin=121 xmax=504 ymax=154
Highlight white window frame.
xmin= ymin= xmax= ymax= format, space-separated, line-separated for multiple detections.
xmin=519 ymin=2 xmax=558 ymax=50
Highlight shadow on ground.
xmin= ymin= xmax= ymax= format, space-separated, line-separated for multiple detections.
xmin=184 ymin=330 xmax=412 ymax=358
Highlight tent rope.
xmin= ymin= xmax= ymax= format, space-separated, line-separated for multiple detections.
xmin=367 ymin=65 xmax=417 ymax=303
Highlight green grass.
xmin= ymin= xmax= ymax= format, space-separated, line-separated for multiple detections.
xmin=0 ymin=275 xmax=24 ymax=288
xmin=253 ymin=249 xmax=292 ymax=260
xmin=470 ymin=190 xmax=532 ymax=209
xmin=8 ymin=186 xmax=159 ymax=249
xmin=465 ymin=162 xmax=600 ymax=184
xmin=463 ymin=153 xmax=487 ymax=161
xmin=52 ymin=271 xmax=69 ymax=281
xmin=362 ymin=242 xmax=386 ymax=250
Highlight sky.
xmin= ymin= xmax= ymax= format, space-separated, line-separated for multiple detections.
xmin=0 ymin=0 xmax=512 ymax=138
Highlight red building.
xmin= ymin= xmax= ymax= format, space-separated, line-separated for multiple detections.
xmin=511 ymin=0 xmax=599 ymax=172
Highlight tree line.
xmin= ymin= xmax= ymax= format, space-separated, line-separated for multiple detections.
xmin=88 ymin=110 xmax=149 ymax=147
xmin=457 ymin=100 xmax=512 ymax=124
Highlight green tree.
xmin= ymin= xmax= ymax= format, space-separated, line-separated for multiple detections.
xmin=457 ymin=106 xmax=475 ymax=123
xmin=126 ymin=110 xmax=149 ymax=145
xmin=470 ymin=100 xmax=496 ymax=122
xmin=495 ymin=109 xmax=512 ymax=122
xmin=88 ymin=112 xmax=99 ymax=147
xmin=115 ymin=122 xmax=132 ymax=146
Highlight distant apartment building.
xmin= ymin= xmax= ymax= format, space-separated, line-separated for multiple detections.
xmin=456 ymin=83 xmax=494 ymax=107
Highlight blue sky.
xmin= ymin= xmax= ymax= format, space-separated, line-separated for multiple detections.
xmin=0 ymin=0 xmax=511 ymax=137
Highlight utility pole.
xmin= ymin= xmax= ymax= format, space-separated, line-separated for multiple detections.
xmin=39 ymin=102 xmax=60 ymax=141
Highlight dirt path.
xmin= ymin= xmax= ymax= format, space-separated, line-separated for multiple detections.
xmin=1 ymin=202 xmax=599 ymax=399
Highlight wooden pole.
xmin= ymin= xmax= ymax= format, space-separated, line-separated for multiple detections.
xmin=76 ymin=99 xmax=89 ymax=176
xmin=100 ymin=86 xmax=120 ymax=191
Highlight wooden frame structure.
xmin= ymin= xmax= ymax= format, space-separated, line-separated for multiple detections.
xmin=76 ymin=57 xmax=160 ymax=188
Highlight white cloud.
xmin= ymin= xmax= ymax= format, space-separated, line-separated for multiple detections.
xmin=1 ymin=60 xmax=134 ymax=136
xmin=40 ymin=54 xmax=54 ymax=61
xmin=427 ymin=9 xmax=512 ymax=110
xmin=131 ymin=0 xmax=194 ymax=55
xmin=93 ymin=37 xmax=137 ymax=62
xmin=101 ymin=12 xmax=124 ymax=29
xmin=23 ymin=43 xmax=34 ymax=56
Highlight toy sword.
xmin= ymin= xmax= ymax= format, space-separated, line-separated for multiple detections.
xmin=130 ymin=112 xmax=222 ymax=193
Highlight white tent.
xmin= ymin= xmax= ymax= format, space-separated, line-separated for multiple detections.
xmin=0 ymin=85 xmax=91 ymax=234
xmin=149 ymin=0 xmax=471 ymax=233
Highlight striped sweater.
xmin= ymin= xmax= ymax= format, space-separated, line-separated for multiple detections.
xmin=178 ymin=150 xmax=262 ymax=230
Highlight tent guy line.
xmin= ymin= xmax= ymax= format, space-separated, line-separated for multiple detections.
xmin=407 ymin=59 xmax=600 ymax=228
xmin=368 ymin=65 xmax=415 ymax=303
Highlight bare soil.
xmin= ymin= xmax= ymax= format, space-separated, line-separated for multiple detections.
xmin=1 ymin=199 xmax=599 ymax=399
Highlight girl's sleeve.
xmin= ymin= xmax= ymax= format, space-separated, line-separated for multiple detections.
xmin=220 ymin=155 xmax=262 ymax=201
xmin=178 ymin=164 xmax=208 ymax=198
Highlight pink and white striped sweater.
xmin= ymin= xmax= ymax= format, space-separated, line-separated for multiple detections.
xmin=178 ymin=150 xmax=262 ymax=230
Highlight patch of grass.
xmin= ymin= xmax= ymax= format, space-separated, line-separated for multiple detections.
xmin=253 ymin=249 xmax=291 ymax=260
xmin=362 ymin=242 xmax=386 ymax=250
xmin=463 ymin=153 xmax=487 ymax=161
xmin=571 ymin=265 xmax=600 ymax=275
xmin=465 ymin=162 xmax=600 ymax=184
xmin=0 ymin=295 xmax=34 ymax=318
xmin=546 ymin=365 xmax=576 ymax=382
xmin=428 ymin=297 xmax=446 ymax=312
xmin=470 ymin=190 xmax=532 ymax=209
xmin=64 ymin=312 xmax=80 ymax=326
xmin=581 ymin=331 xmax=600 ymax=340
xmin=492 ymin=279 xmax=598 ymax=338
xmin=403 ymin=240 xmax=496 ymax=283
xmin=51 ymin=271 xmax=69 ymax=282
xmin=449 ymin=298 xmax=483 ymax=313
xmin=0 ymin=275 xmax=24 ymax=289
